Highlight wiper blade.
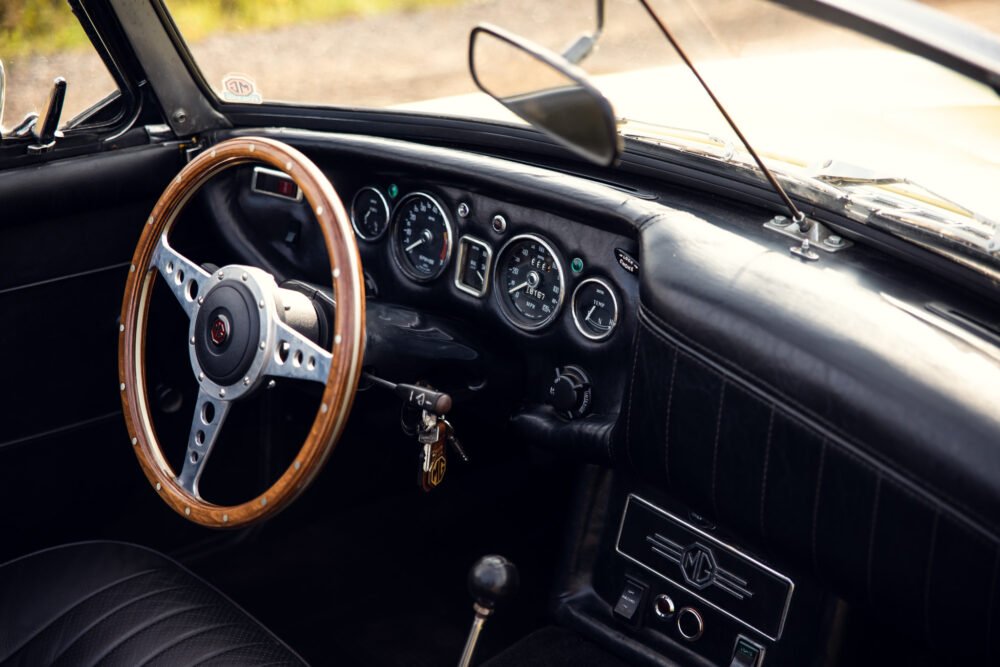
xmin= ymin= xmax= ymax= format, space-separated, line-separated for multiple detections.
xmin=806 ymin=159 xmax=1000 ymax=259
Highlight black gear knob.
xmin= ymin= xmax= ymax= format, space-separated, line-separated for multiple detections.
xmin=468 ymin=555 xmax=519 ymax=611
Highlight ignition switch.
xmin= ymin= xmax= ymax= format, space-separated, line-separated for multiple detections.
xmin=547 ymin=365 xmax=593 ymax=419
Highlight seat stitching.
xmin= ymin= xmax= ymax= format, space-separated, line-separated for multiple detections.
xmin=189 ymin=641 xmax=281 ymax=667
xmin=48 ymin=584 xmax=190 ymax=665
xmin=135 ymin=621 xmax=242 ymax=667
xmin=85 ymin=602 xmax=215 ymax=667
xmin=0 ymin=568 xmax=159 ymax=663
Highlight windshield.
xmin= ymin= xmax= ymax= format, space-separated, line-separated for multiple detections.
xmin=166 ymin=0 xmax=1000 ymax=222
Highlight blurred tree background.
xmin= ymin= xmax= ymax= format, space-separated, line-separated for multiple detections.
xmin=0 ymin=0 xmax=455 ymax=56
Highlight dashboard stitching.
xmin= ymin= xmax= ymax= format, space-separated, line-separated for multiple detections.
xmin=866 ymin=474 xmax=883 ymax=607
xmin=923 ymin=510 xmax=940 ymax=640
xmin=710 ymin=381 xmax=727 ymax=521
xmin=987 ymin=546 xmax=1000 ymax=655
xmin=624 ymin=326 xmax=643 ymax=470
xmin=638 ymin=304 xmax=1000 ymax=542
xmin=662 ymin=347 xmax=679 ymax=488
xmin=759 ymin=408 xmax=775 ymax=540
xmin=811 ymin=440 xmax=828 ymax=574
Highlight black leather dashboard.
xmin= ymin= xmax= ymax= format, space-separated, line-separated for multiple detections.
xmin=209 ymin=128 xmax=1000 ymax=660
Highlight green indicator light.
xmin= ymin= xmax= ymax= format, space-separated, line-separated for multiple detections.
xmin=571 ymin=257 xmax=584 ymax=273
xmin=388 ymin=184 xmax=399 ymax=198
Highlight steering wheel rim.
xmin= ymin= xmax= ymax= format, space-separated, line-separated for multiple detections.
xmin=118 ymin=137 xmax=365 ymax=528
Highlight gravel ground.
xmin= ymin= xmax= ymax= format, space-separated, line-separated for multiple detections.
xmin=3 ymin=0 xmax=997 ymax=131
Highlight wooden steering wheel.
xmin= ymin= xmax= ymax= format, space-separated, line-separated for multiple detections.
xmin=118 ymin=137 xmax=365 ymax=528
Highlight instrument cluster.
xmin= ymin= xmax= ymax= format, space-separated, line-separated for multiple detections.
xmin=348 ymin=184 xmax=624 ymax=341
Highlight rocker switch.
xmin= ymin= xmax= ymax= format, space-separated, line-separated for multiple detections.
xmin=730 ymin=635 xmax=764 ymax=667
xmin=613 ymin=579 xmax=647 ymax=623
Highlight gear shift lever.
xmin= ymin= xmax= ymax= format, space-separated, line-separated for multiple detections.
xmin=458 ymin=555 xmax=519 ymax=667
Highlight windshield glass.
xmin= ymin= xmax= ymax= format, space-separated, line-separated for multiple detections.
xmin=166 ymin=0 xmax=1000 ymax=222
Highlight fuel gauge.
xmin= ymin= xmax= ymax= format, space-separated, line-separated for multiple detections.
xmin=455 ymin=236 xmax=493 ymax=297
xmin=572 ymin=278 xmax=620 ymax=341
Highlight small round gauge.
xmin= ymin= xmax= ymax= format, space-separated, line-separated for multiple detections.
xmin=350 ymin=186 xmax=391 ymax=241
xmin=494 ymin=234 xmax=565 ymax=330
xmin=572 ymin=277 xmax=620 ymax=340
xmin=391 ymin=192 xmax=453 ymax=282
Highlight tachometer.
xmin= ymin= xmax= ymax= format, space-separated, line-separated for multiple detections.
xmin=391 ymin=193 xmax=453 ymax=282
xmin=494 ymin=234 xmax=565 ymax=330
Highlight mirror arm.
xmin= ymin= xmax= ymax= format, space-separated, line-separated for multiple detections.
xmin=27 ymin=77 xmax=67 ymax=155
xmin=561 ymin=0 xmax=606 ymax=65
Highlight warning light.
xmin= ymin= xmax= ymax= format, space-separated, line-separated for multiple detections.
xmin=388 ymin=183 xmax=399 ymax=198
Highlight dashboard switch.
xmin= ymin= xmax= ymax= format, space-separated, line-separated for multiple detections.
xmin=613 ymin=579 xmax=647 ymax=623
xmin=547 ymin=365 xmax=592 ymax=419
xmin=730 ymin=635 xmax=764 ymax=667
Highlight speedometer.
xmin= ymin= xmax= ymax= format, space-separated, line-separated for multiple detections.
xmin=391 ymin=192 xmax=453 ymax=282
xmin=494 ymin=234 xmax=565 ymax=330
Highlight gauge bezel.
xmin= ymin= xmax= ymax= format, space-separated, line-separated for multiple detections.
xmin=571 ymin=277 xmax=620 ymax=341
xmin=350 ymin=186 xmax=391 ymax=242
xmin=390 ymin=192 xmax=454 ymax=283
xmin=454 ymin=235 xmax=493 ymax=298
xmin=493 ymin=233 xmax=566 ymax=331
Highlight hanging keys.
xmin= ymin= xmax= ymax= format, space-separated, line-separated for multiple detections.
xmin=417 ymin=410 xmax=448 ymax=492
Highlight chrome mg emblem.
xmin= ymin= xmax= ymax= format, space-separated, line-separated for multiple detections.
xmin=681 ymin=543 xmax=717 ymax=589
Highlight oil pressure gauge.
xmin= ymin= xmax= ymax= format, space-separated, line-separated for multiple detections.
xmin=572 ymin=277 xmax=620 ymax=340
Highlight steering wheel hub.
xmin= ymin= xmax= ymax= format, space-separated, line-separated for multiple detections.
xmin=194 ymin=279 xmax=261 ymax=385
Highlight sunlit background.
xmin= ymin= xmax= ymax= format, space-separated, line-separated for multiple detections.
xmin=2 ymin=0 xmax=998 ymax=220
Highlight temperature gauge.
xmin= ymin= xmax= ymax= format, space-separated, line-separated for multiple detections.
xmin=454 ymin=236 xmax=493 ymax=297
xmin=571 ymin=278 xmax=620 ymax=340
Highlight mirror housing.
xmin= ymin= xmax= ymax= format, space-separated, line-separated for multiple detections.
xmin=469 ymin=24 xmax=621 ymax=167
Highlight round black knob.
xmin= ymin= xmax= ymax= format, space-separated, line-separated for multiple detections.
xmin=547 ymin=365 xmax=593 ymax=418
xmin=468 ymin=555 xmax=519 ymax=610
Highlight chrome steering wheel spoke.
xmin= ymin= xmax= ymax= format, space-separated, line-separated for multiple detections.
xmin=176 ymin=388 xmax=232 ymax=498
xmin=151 ymin=233 xmax=212 ymax=320
xmin=264 ymin=319 xmax=333 ymax=385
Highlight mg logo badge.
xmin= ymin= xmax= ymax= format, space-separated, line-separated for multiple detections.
xmin=680 ymin=543 xmax=717 ymax=589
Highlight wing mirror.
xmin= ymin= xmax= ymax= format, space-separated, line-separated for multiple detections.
xmin=469 ymin=24 xmax=621 ymax=167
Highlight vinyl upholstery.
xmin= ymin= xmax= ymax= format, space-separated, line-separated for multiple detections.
xmin=0 ymin=541 xmax=306 ymax=667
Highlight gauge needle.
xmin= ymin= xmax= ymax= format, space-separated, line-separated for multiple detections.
xmin=476 ymin=270 xmax=485 ymax=283
xmin=405 ymin=238 xmax=426 ymax=252
xmin=585 ymin=305 xmax=596 ymax=321
xmin=508 ymin=281 xmax=528 ymax=294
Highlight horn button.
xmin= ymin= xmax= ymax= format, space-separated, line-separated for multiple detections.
xmin=194 ymin=281 xmax=261 ymax=386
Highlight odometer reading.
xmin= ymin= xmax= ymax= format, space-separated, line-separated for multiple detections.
xmin=391 ymin=192 xmax=453 ymax=282
xmin=495 ymin=234 xmax=565 ymax=330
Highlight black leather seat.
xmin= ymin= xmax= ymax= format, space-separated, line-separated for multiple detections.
xmin=0 ymin=541 xmax=306 ymax=666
